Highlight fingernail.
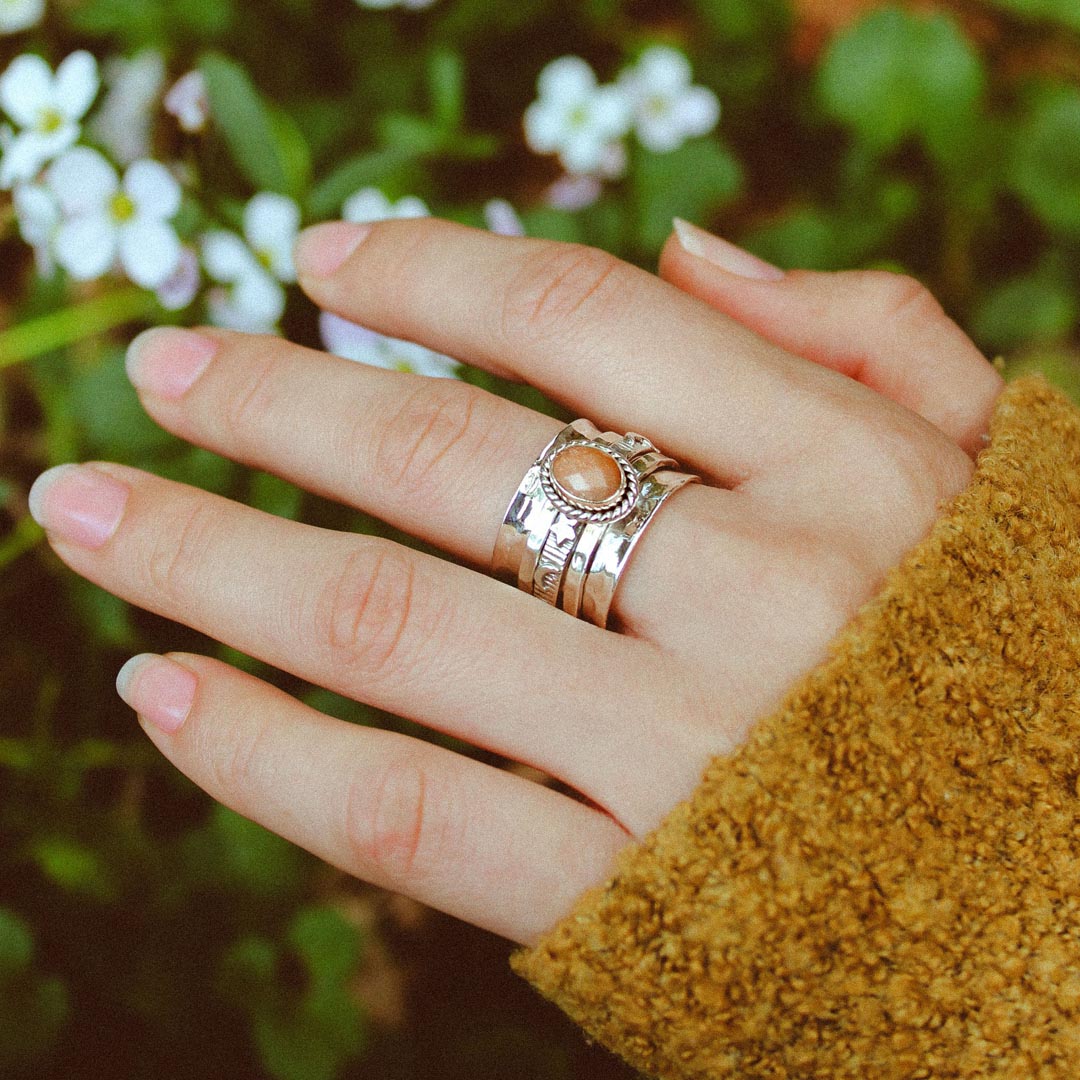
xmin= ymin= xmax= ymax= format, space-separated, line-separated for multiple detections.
xmin=28 ymin=464 xmax=129 ymax=549
xmin=294 ymin=221 xmax=373 ymax=279
xmin=673 ymin=218 xmax=785 ymax=281
xmin=116 ymin=653 xmax=196 ymax=734
xmin=126 ymin=327 xmax=217 ymax=400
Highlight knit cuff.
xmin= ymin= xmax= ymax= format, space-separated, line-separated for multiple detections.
xmin=510 ymin=373 xmax=1080 ymax=1079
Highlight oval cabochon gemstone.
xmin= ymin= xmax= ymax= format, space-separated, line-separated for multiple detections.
xmin=550 ymin=444 xmax=625 ymax=505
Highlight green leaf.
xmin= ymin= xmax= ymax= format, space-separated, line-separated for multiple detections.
xmin=68 ymin=348 xmax=175 ymax=460
xmin=973 ymin=268 xmax=1079 ymax=350
xmin=31 ymin=837 xmax=115 ymax=901
xmin=200 ymin=52 xmax=305 ymax=197
xmin=817 ymin=6 xmax=985 ymax=165
xmin=631 ymin=139 xmax=743 ymax=252
xmin=249 ymin=471 xmax=303 ymax=521
xmin=289 ymin=907 xmax=363 ymax=987
xmin=378 ymin=113 xmax=448 ymax=156
xmin=307 ymin=146 xmax=422 ymax=219
xmin=0 ymin=909 xmax=33 ymax=974
xmin=1007 ymin=84 xmax=1080 ymax=235
xmin=181 ymin=804 xmax=304 ymax=898
xmin=983 ymin=0 xmax=1080 ymax=31
xmin=428 ymin=49 xmax=465 ymax=132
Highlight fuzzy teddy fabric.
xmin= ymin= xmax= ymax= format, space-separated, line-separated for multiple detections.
xmin=511 ymin=373 xmax=1080 ymax=1078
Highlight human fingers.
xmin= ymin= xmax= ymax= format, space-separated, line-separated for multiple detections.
xmin=124 ymin=326 xmax=562 ymax=569
xmin=117 ymin=651 xmax=630 ymax=945
xmin=659 ymin=219 xmax=1004 ymax=458
xmin=292 ymin=215 xmax=882 ymax=486
xmin=28 ymin=462 xmax=691 ymax=833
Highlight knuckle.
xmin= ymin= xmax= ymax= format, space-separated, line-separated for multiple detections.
xmin=208 ymin=712 xmax=270 ymax=809
xmin=312 ymin=540 xmax=421 ymax=684
xmin=343 ymin=757 xmax=456 ymax=885
xmin=370 ymin=380 xmax=487 ymax=496
xmin=220 ymin=340 xmax=281 ymax=443
xmin=502 ymin=241 xmax=628 ymax=341
xmin=144 ymin=496 xmax=220 ymax=606
xmin=867 ymin=270 xmax=944 ymax=326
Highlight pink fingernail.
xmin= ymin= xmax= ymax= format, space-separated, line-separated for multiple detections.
xmin=126 ymin=327 xmax=217 ymax=400
xmin=116 ymin=653 xmax=197 ymax=734
xmin=294 ymin=221 xmax=373 ymax=279
xmin=28 ymin=464 xmax=130 ymax=549
xmin=673 ymin=218 xmax=785 ymax=281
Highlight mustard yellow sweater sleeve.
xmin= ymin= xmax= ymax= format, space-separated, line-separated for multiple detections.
xmin=510 ymin=372 xmax=1080 ymax=1078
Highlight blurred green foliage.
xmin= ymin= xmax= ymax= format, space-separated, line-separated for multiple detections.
xmin=2 ymin=1 xmax=1079 ymax=1078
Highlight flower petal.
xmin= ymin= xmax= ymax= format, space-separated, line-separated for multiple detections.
xmin=13 ymin=180 xmax=58 ymax=242
xmin=123 ymin=159 xmax=181 ymax=219
xmin=671 ymin=85 xmax=720 ymax=138
xmin=156 ymin=246 xmax=201 ymax=311
xmin=212 ymin=271 xmax=285 ymax=333
xmin=523 ymin=99 xmax=566 ymax=155
xmin=54 ymin=213 xmax=117 ymax=280
xmin=588 ymin=85 xmax=632 ymax=141
xmin=243 ymin=192 xmax=300 ymax=282
xmin=46 ymin=145 xmax=117 ymax=215
xmin=0 ymin=0 xmax=45 ymax=34
xmin=53 ymin=51 xmax=99 ymax=121
xmin=0 ymin=130 xmax=55 ymax=188
xmin=483 ymin=197 xmax=525 ymax=237
xmin=201 ymin=230 xmax=258 ymax=283
xmin=118 ymin=216 xmax=181 ymax=288
xmin=0 ymin=53 xmax=53 ymax=128
xmin=342 ymin=187 xmax=392 ymax=223
xmin=560 ymin=130 xmax=605 ymax=175
xmin=319 ymin=311 xmax=384 ymax=361
xmin=537 ymin=56 xmax=596 ymax=104
xmin=633 ymin=46 xmax=691 ymax=96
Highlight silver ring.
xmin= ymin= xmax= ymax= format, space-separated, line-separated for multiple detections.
xmin=491 ymin=419 xmax=700 ymax=629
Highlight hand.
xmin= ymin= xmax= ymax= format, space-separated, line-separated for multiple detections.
xmin=28 ymin=217 xmax=1003 ymax=946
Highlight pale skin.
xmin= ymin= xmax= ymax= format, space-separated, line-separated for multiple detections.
xmin=28 ymin=217 xmax=1004 ymax=947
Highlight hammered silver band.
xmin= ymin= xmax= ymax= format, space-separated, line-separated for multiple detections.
xmin=491 ymin=419 xmax=699 ymax=629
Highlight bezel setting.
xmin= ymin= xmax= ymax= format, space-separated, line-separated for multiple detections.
xmin=540 ymin=441 xmax=639 ymax=522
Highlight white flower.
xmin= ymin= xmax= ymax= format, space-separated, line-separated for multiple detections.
xmin=0 ymin=51 xmax=99 ymax=188
xmin=320 ymin=311 xmax=459 ymax=379
xmin=155 ymin=245 xmax=200 ymax=311
xmin=12 ymin=180 xmax=59 ymax=275
xmin=164 ymin=70 xmax=209 ymax=134
xmin=0 ymin=0 xmax=44 ymax=35
xmin=89 ymin=50 xmax=166 ymax=166
xmin=523 ymin=56 xmax=631 ymax=177
xmin=343 ymin=187 xmax=428 ymax=223
xmin=544 ymin=173 xmax=602 ymax=211
xmin=200 ymin=192 xmax=300 ymax=333
xmin=46 ymin=146 xmax=182 ymax=288
xmin=618 ymin=46 xmax=720 ymax=154
xmin=483 ymin=197 xmax=525 ymax=237
xmin=201 ymin=231 xmax=284 ymax=333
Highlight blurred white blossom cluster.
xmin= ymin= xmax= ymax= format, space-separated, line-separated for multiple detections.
xmin=0 ymin=38 xmax=711 ymax=380
xmin=525 ymin=46 xmax=720 ymax=189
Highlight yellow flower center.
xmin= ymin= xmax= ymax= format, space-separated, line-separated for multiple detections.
xmin=110 ymin=192 xmax=136 ymax=223
xmin=256 ymin=248 xmax=274 ymax=272
xmin=645 ymin=94 xmax=670 ymax=119
xmin=568 ymin=104 xmax=589 ymax=129
xmin=36 ymin=108 xmax=64 ymax=134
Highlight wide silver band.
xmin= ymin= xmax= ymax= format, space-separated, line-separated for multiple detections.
xmin=491 ymin=419 xmax=699 ymax=629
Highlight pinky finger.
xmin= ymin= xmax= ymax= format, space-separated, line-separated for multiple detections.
xmin=116 ymin=651 xmax=630 ymax=946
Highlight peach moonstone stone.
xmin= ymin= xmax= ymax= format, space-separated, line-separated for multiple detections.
xmin=550 ymin=445 xmax=624 ymax=505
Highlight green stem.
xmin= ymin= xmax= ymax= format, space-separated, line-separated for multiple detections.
xmin=0 ymin=286 xmax=159 ymax=369
xmin=0 ymin=514 xmax=43 ymax=571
